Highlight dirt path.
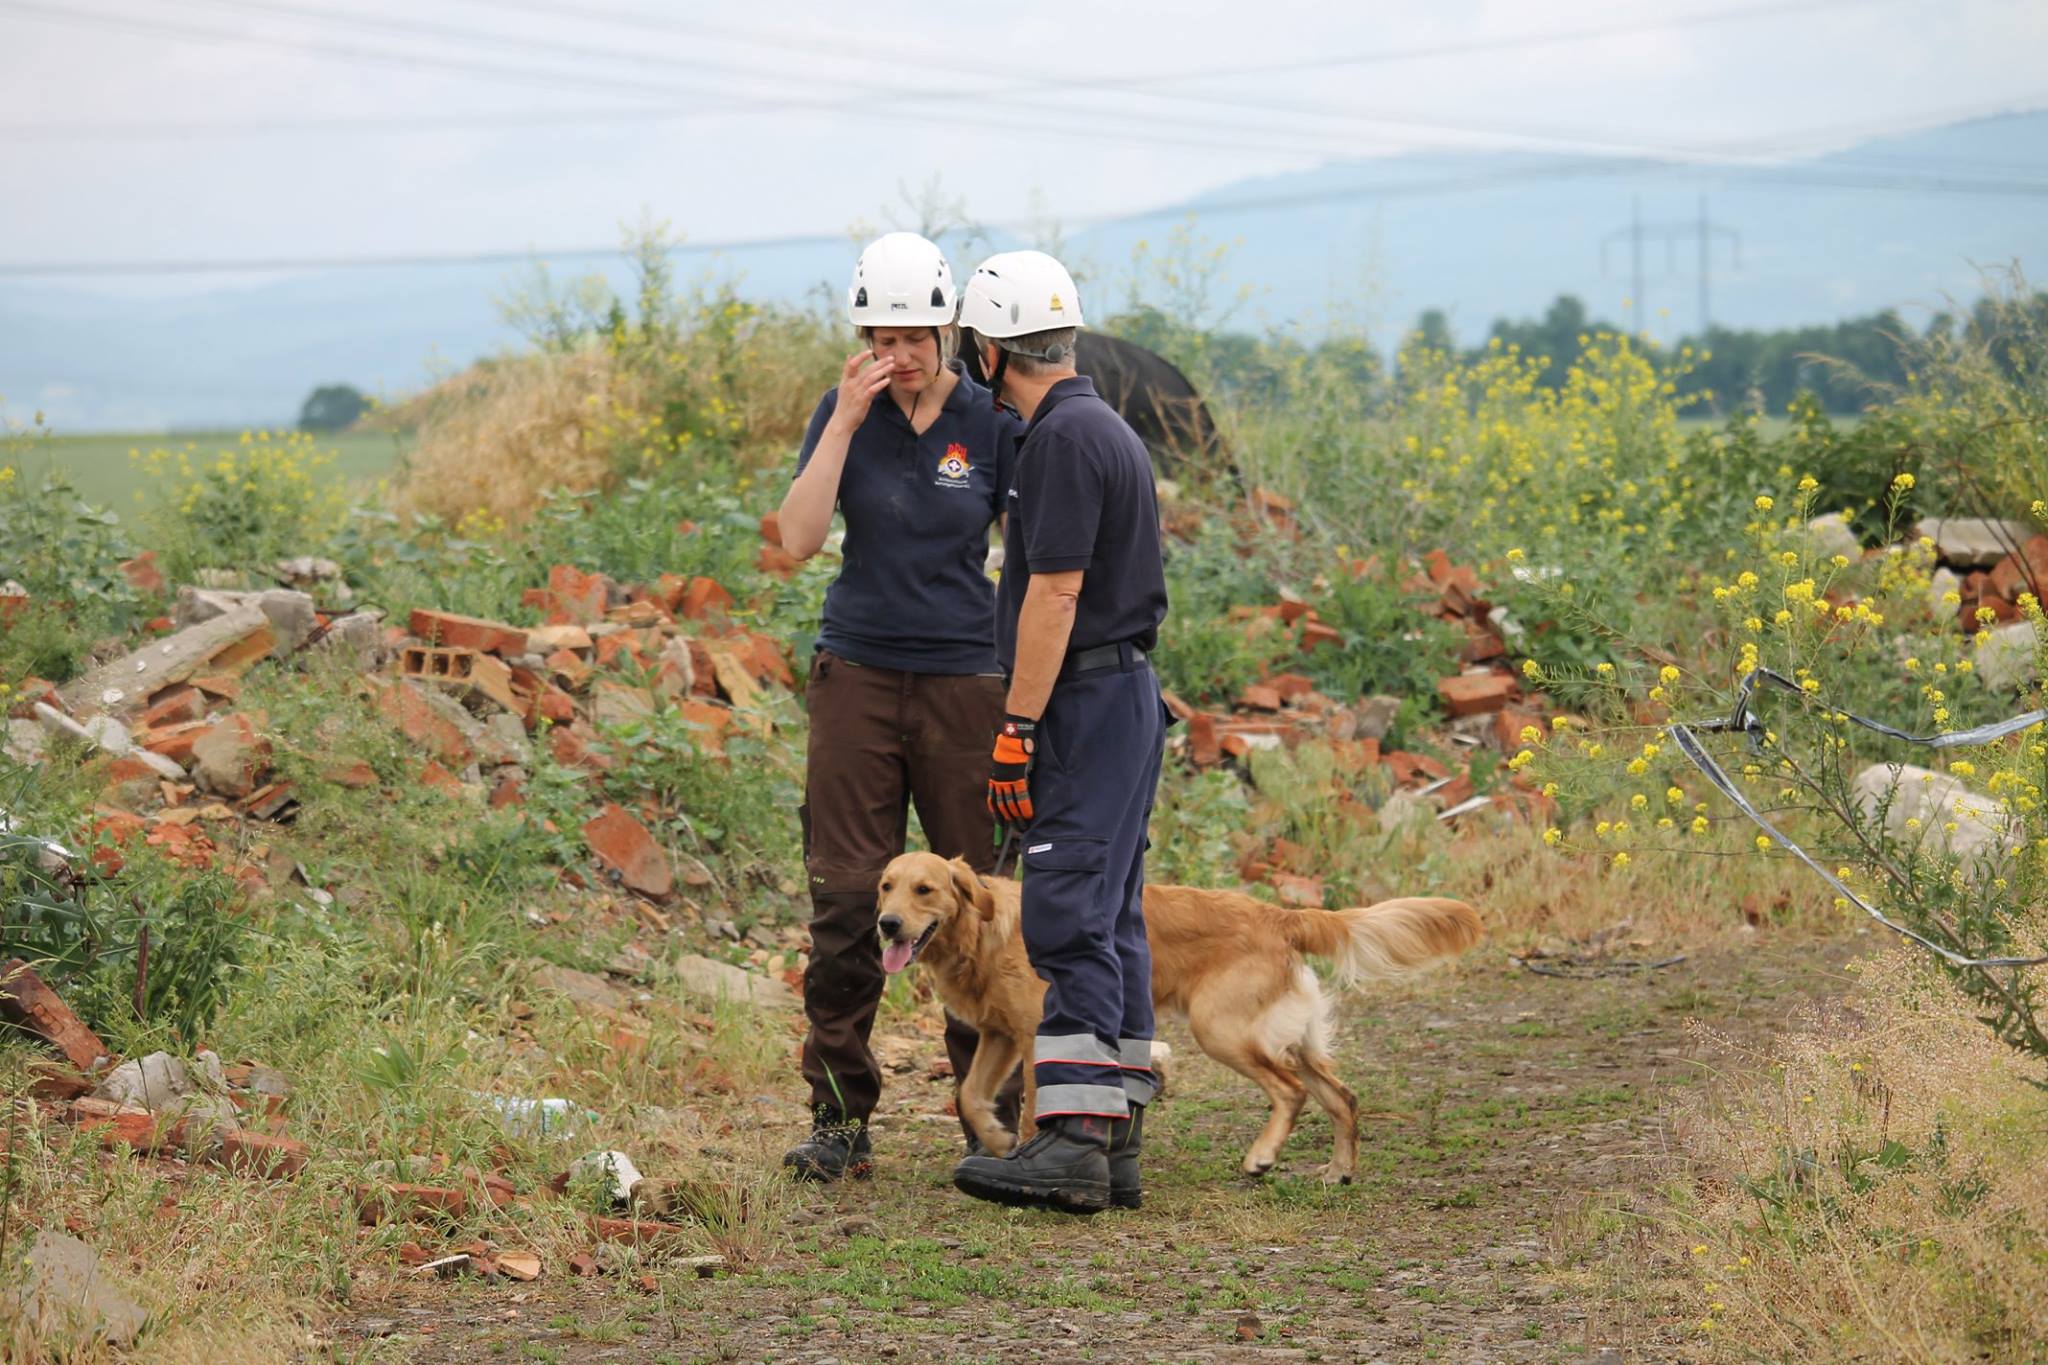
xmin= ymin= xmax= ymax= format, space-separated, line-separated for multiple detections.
xmin=329 ymin=939 xmax=1851 ymax=1364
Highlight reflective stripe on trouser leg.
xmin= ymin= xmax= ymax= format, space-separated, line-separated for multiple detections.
xmin=1114 ymin=681 xmax=1165 ymax=1107
xmin=1119 ymin=1038 xmax=1157 ymax=1106
xmin=1021 ymin=666 xmax=1168 ymax=1122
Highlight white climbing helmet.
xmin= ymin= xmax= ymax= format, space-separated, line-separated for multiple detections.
xmin=846 ymin=231 xmax=956 ymax=326
xmin=958 ymin=250 xmax=1085 ymax=341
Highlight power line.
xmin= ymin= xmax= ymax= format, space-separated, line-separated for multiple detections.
xmin=0 ymin=1 xmax=1378 ymax=159
xmin=8 ymin=152 xmax=2047 ymax=280
xmin=2 ymin=0 xmax=1935 ymax=168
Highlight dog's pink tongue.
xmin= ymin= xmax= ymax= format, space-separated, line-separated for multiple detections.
xmin=881 ymin=939 xmax=916 ymax=974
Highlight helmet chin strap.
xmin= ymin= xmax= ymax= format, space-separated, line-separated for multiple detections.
xmin=986 ymin=345 xmax=1012 ymax=413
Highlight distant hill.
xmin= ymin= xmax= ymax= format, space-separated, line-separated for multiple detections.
xmin=3 ymin=111 xmax=2043 ymax=432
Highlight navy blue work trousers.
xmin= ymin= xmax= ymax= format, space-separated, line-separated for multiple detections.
xmin=1018 ymin=658 xmax=1168 ymax=1120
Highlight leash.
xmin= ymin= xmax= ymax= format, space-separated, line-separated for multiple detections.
xmin=1669 ymin=667 xmax=2048 ymax=970
xmin=993 ymin=824 xmax=1021 ymax=880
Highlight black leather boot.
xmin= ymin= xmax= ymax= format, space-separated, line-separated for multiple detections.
xmin=953 ymin=1115 xmax=1112 ymax=1214
xmin=1108 ymin=1103 xmax=1144 ymax=1209
xmin=782 ymin=1105 xmax=874 ymax=1182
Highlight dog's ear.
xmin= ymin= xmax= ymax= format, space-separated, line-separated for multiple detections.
xmin=949 ymin=858 xmax=997 ymax=921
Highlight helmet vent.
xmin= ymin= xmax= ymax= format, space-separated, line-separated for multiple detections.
xmin=930 ymin=286 xmax=946 ymax=307
xmin=854 ymin=287 xmax=868 ymax=308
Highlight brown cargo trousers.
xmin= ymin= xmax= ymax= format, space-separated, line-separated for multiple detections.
xmin=798 ymin=651 xmax=1024 ymax=1129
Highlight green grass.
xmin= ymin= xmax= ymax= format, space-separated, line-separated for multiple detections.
xmin=17 ymin=428 xmax=410 ymax=511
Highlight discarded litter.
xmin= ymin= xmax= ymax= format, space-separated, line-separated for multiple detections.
xmin=482 ymin=1093 xmax=598 ymax=1137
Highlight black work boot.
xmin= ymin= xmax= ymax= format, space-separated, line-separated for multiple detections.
xmin=1108 ymin=1103 xmax=1145 ymax=1210
xmin=953 ymin=1115 xmax=1112 ymax=1214
xmin=782 ymin=1105 xmax=874 ymax=1182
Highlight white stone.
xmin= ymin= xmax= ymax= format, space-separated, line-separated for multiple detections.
xmin=1 ymin=1230 xmax=149 ymax=1347
xmin=1803 ymin=512 xmax=1861 ymax=561
xmin=1974 ymin=620 xmax=2040 ymax=693
xmin=1916 ymin=517 xmax=2034 ymax=568
xmin=1850 ymin=762 xmax=2014 ymax=869
xmin=672 ymin=953 xmax=798 ymax=1009
xmin=1928 ymin=566 xmax=1962 ymax=618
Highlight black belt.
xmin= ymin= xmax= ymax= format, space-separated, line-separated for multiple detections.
xmin=1060 ymin=640 xmax=1148 ymax=680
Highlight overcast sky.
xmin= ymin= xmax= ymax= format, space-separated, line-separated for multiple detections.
xmin=3 ymin=0 xmax=2046 ymax=287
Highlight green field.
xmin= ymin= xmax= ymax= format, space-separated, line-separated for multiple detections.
xmin=10 ymin=428 xmax=411 ymax=513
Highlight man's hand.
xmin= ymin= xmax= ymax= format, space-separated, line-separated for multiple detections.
xmin=988 ymin=715 xmax=1037 ymax=824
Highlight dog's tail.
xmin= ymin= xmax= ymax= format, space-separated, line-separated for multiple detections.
xmin=1280 ymin=898 xmax=1483 ymax=988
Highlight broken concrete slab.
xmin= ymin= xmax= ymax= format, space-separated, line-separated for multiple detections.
xmin=1973 ymin=620 xmax=2040 ymax=692
xmin=173 ymin=586 xmax=317 ymax=651
xmin=1850 ymin=762 xmax=2015 ymax=868
xmin=1917 ymin=516 xmax=2034 ymax=568
xmin=95 ymin=1055 xmax=225 ymax=1113
xmin=61 ymin=607 xmax=276 ymax=717
xmin=312 ymin=611 xmax=384 ymax=668
xmin=671 ymin=953 xmax=797 ymax=1010
xmin=530 ymin=962 xmax=640 ymax=1014
xmin=1 ymin=1230 xmax=150 ymax=1348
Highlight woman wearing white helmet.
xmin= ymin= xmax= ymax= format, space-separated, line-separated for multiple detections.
xmin=776 ymin=232 xmax=1025 ymax=1182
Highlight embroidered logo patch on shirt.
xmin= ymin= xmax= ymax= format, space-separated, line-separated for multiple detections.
xmin=935 ymin=443 xmax=973 ymax=487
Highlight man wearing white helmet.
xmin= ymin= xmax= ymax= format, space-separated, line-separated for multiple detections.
xmin=952 ymin=250 xmax=1171 ymax=1214
xmin=777 ymin=232 xmax=1026 ymax=1182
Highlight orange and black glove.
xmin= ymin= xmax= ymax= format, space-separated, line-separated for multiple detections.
xmin=988 ymin=715 xmax=1037 ymax=825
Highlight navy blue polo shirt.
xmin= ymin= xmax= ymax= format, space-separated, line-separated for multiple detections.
xmin=995 ymin=375 xmax=1168 ymax=672
xmin=794 ymin=363 xmax=1022 ymax=674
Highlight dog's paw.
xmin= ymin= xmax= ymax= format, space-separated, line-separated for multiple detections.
xmin=1319 ymin=1166 xmax=1354 ymax=1187
xmin=1241 ymin=1156 xmax=1276 ymax=1178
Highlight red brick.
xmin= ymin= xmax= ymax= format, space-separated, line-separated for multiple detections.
xmin=583 ymin=803 xmax=673 ymax=900
xmin=1 ymin=959 xmax=112 ymax=1071
xmin=679 ymin=576 xmax=735 ymax=622
xmin=1436 ymin=673 xmax=1514 ymax=718
xmin=687 ymin=639 xmax=719 ymax=697
xmin=488 ymin=774 xmax=525 ymax=808
xmin=324 ymin=760 xmax=378 ymax=788
xmin=1383 ymin=750 xmax=1450 ymax=786
xmin=408 ymin=609 xmax=529 ymax=656
xmin=595 ymin=633 xmax=647 ymax=671
xmin=139 ymin=719 xmax=213 ymax=765
xmin=1299 ymin=620 xmax=1342 ymax=652
xmin=546 ymin=648 xmax=593 ymax=692
xmin=741 ymin=632 xmax=794 ymax=688
xmin=1187 ymin=713 xmax=1221 ymax=767
xmin=675 ymin=700 xmax=732 ymax=757
xmin=0 ymin=592 xmax=27 ymax=625
xmin=190 ymin=673 xmax=242 ymax=702
xmin=215 ymin=1129 xmax=309 ymax=1178
xmin=1238 ymin=684 xmax=1283 ymax=711
xmin=550 ymin=724 xmax=612 ymax=773
xmin=1492 ymin=707 xmax=1543 ymax=752
xmin=1461 ymin=623 xmax=1507 ymax=664
xmin=372 ymin=679 xmax=474 ymax=765
xmin=536 ymin=688 xmax=577 ymax=725
xmin=588 ymin=1215 xmax=689 ymax=1248
xmin=549 ymin=565 xmax=613 ymax=625
xmin=757 ymin=544 xmax=802 ymax=579
xmin=141 ymin=684 xmax=205 ymax=729
xmin=7 ymin=677 xmax=58 ymax=720
xmin=104 ymin=754 xmax=162 ymax=786
xmin=1270 ymin=873 xmax=1325 ymax=908
xmin=361 ymin=1184 xmax=468 ymax=1222
xmin=1266 ymin=672 xmax=1315 ymax=702
xmin=1220 ymin=733 xmax=1253 ymax=761
xmin=418 ymin=761 xmax=463 ymax=796
xmin=119 ymin=550 xmax=165 ymax=595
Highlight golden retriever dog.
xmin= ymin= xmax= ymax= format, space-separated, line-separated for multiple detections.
xmin=875 ymin=852 xmax=1482 ymax=1184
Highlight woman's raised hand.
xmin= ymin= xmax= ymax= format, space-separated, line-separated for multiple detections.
xmin=829 ymin=349 xmax=897 ymax=431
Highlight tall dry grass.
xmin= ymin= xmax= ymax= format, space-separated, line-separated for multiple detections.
xmin=392 ymin=347 xmax=624 ymax=526
xmin=1664 ymin=945 xmax=2048 ymax=1361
